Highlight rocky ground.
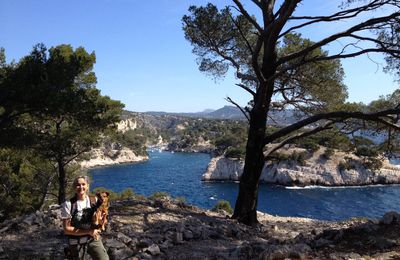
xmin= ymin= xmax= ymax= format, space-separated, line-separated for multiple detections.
xmin=1 ymin=197 xmax=400 ymax=259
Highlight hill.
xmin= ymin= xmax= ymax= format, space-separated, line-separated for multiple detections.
xmin=144 ymin=106 xmax=300 ymax=125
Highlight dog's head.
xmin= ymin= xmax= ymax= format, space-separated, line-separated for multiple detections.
xmin=96 ymin=191 xmax=110 ymax=207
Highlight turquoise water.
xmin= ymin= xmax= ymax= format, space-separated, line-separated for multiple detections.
xmin=90 ymin=151 xmax=400 ymax=221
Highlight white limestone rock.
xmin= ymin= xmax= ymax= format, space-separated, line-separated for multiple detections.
xmin=202 ymin=149 xmax=400 ymax=186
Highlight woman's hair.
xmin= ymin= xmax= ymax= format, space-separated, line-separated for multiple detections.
xmin=72 ymin=175 xmax=90 ymax=187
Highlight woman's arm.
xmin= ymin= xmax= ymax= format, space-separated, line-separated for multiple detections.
xmin=63 ymin=219 xmax=101 ymax=237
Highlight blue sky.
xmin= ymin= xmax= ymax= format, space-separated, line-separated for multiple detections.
xmin=1 ymin=0 xmax=398 ymax=112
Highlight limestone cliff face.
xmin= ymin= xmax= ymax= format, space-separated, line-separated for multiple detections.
xmin=117 ymin=118 xmax=137 ymax=133
xmin=78 ymin=118 xmax=148 ymax=168
xmin=80 ymin=147 xmax=148 ymax=168
xmin=203 ymin=153 xmax=400 ymax=186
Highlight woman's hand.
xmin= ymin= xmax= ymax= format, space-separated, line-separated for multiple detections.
xmin=89 ymin=228 xmax=102 ymax=240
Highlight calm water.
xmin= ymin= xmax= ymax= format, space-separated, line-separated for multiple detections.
xmin=90 ymin=151 xmax=400 ymax=221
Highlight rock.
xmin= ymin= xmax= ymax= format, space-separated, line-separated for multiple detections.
xmin=203 ymin=153 xmax=400 ymax=186
xmin=144 ymin=244 xmax=160 ymax=255
xmin=109 ymin=248 xmax=135 ymax=260
xmin=135 ymin=252 xmax=152 ymax=259
xmin=117 ymin=232 xmax=132 ymax=244
xmin=381 ymin=211 xmax=400 ymax=225
xmin=372 ymin=251 xmax=400 ymax=259
xmin=173 ymin=232 xmax=183 ymax=244
xmin=137 ymin=238 xmax=153 ymax=248
xmin=314 ymin=238 xmax=331 ymax=248
xmin=23 ymin=214 xmax=35 ymax=226
xmin=260 ymin=243 xmax=311 ymax=260
xmin=158 ymin=240 xmax=173 ymax=252
xmin=183 ymin=230 xmax=193 ymax=240
xmin=329 ymin=252 xmax=362 ymax=259
xmin=104 ymin=238 xmax=126 ymax=249
xmin=376 ymin=238 xmax=397 ymax=250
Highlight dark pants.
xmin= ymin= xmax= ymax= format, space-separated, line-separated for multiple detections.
xmin=68 ymin=236 xmax=109 ymax=260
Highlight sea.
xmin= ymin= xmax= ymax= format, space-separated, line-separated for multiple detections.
xmin=90 ymin=151 xmax=400 ymax=221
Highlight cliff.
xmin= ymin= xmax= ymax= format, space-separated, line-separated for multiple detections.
xmin=203 ymin=148 xmax=400 ymax=186
xmin=79 ymin=118 xmax=148 ymax=168
xmin=79 ymin=147 xmax=148 ymax=168
xmin=1 ymin=196 xmax=400 ymax=259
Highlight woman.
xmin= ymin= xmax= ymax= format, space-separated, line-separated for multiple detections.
xmin=61 ymin=175 xmax=109 ymax=260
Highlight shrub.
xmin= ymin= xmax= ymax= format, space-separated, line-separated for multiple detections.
xmin=212 ymin=200 xmax=233 ymax=214
xmin=321 ymin=148 xmax=335 ymax=159
xmin=149 ymin=191 xmax=169 ymax=200
xmin=175 ymin=196 xmax=187 ymax=207
xmin=355 ymin=146 xmax=379 ymax=157
xmin=268 ymin=151 xmax=289 ymax=163
xmin=289 ymin=151 xmax=309 ymax=166
xmin=225 ymin=147 xmax=245 ymax=159
xmin=119 ymin=188 xmax=135 ymax=200
xmin=363 ymin=157 xmax=383 ymax=171
xmin=338 ymin=158 xmax=356 ymax=171
xmin=92 ymin=187 xmax=118 ymax=200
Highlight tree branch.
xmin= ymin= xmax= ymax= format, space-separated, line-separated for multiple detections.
xmin=233 ymin=0 xmax=263 ymax=33
xmin=265 ymin=121 xmax=334 ymax=157
xmin=280 ymin=0 xmax=386 ymax=37
xmin=226 ymin=96 xmax=250 ymax=122
xmin=264 ymin=108 xmax=400 ymax=145
xmin=277 ymin=12 xmax=400 ymax=65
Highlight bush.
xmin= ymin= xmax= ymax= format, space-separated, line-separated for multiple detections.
xmin=119 ymin=188 xmax=135 ymax=200
xmin=355 ymin=146 xmax=379 ymax=157
xmin=212 ymin=200 xmax=233 ymax=214
xmin=321 ymin=148 xmax=335 ymax=159
xmin=338 ymin=158 xmax=356 ymax=171
xmin=175 ymin=196 xmax=187 ymax=207
xmin=91 ymin=187 xmax=118 ymax=200
xmin=149 ymin=192 xmax=169 ymax=200
xmin=0 ymin=149 xmax=54 ymax=221
xmin=225 ymin=147 xmax=245 ymax=159
xmin=363 ymin=157 xmax=383 ymax=171
xmin=268 ymin=151 xmax=289 ymax=163
xmin=91 ymin=187 xmax=136 ymax=200
xmin=289 ymin=151 xmax=309 ymax=166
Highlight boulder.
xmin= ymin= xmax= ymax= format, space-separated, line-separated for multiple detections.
xmin=381 ymin=211 xmax=400 ymax=225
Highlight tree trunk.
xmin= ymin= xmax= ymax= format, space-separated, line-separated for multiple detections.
xmin=57 ymin=159 xmax=66 ymax=204
xmin=232 ymin=106 xmax=267 ymax=225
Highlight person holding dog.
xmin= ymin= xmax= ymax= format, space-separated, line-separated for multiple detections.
xmin=61 ymin=175 xmax=109 ymax=260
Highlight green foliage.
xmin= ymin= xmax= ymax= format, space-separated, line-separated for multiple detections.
xmin=212 ymin=200 xmax=233 ymax=214
xmin=288 ymin=151 xmax=309 ymax=166
xmin=0 ymin=44 xmax=124 ymax=204
xmin=0 ymin=148 xmax=53 ymax=221
xmin=363 ymin=157 xmax=383 ymax=171
xmin=355 ymin=146 xmax=379 ymax=158
xmin=338 ymin=157 xmax=357 ymax=171
xmin=119 ymin=188 xmax=136 ymax=200
xmin=175 ymin=196 xmax=187 ymax=207
xmin=321 ymin=148 xmax=335 ymax=160
xmin=268 ymin=151 xmax=290 ymax=163
xmin=91 ymin=187 xmax=135 ymax=200
xmin=149 ymin=192 xmax=169 ymax=200
xmin=109 ymin=129 xmax=147 ymax=156
xmin=294 ymin=129 xmax=352 ymax=152
xmin=225 ymin=147 xmax=246 ymax=159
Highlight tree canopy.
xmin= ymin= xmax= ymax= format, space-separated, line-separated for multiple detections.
xmin=183 ymin=0 xmax=400 ymax=225
xmin=0 ymin=44 xmax=124 ymax=204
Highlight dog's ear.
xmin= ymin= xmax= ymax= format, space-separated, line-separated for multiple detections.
xmin=105 ymin=192 xmax=110 ymax=197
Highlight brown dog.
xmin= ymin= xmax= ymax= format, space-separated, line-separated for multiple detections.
xmin=92 ymin=191 xmax=110 ymax=236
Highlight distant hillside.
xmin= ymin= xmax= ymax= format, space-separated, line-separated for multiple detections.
xmin=145 ymin=106 xmax=301 ymax=126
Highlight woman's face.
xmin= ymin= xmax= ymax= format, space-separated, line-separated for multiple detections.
xmin=75 ymin=177 xmax=88 ymax=197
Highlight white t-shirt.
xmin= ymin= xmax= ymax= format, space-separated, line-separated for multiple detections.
xmin=61 ymin=195 xmax=93 ymax=220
